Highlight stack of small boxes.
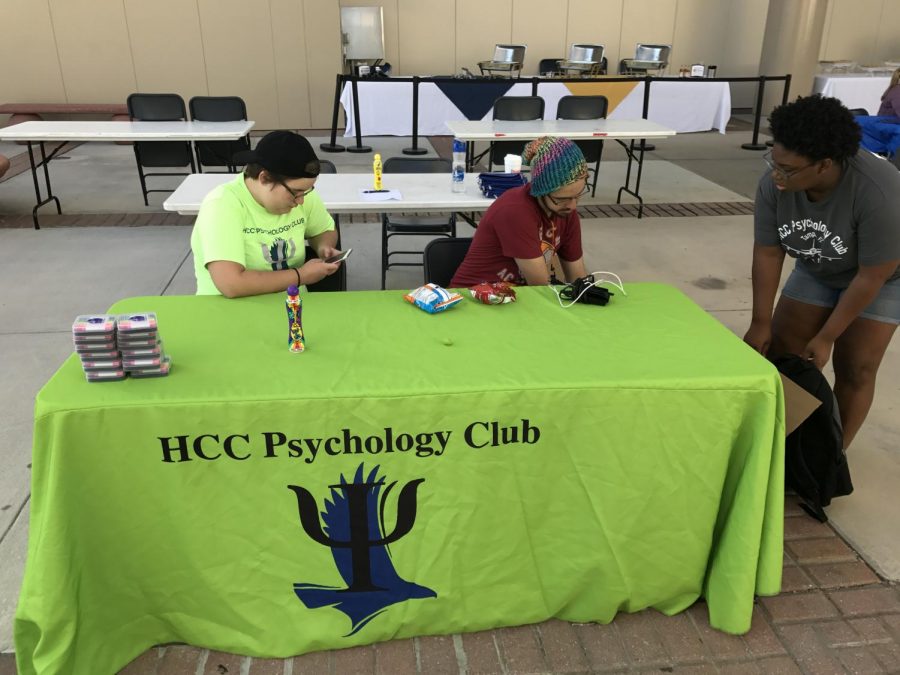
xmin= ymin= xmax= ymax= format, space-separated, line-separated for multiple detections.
xmin=73 ymin=312 xmax=171 ymax=382
xmin=73 ymin=314 xmax=124 ymax=382
xmin=117 ymin=312 xmax=171 ymax=378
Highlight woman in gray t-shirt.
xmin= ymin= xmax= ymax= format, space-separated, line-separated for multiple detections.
xmin=746 ymin=95 xmax=900 ymax=449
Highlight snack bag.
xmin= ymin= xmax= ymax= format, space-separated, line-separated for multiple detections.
xmin=403 ymin=284 xmax=463 ymax=314
xmin=469 ymin=281 xmax=517 ymax=305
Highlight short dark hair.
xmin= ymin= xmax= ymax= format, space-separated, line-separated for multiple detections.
xmin=243 ymin=160 xmax=320 ymax=183
xmin=769 ymin=94 xmax=860 ymax=163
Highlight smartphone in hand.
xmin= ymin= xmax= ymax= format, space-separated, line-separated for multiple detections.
xmin=323 ymin=248 xmax=352 ymax=264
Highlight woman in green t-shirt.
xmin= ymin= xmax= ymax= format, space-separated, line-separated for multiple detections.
xmin=191 ymin=130 xmax=344 ymax=297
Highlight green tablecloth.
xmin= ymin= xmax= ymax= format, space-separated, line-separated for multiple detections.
xmin=16 ymin=284 xmax=783 ymax=674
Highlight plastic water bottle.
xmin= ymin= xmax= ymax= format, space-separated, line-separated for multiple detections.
xmin=451 ymin=138 xmax=466 ymax=193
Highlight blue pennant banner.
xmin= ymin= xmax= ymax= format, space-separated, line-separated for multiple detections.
xmin=435 ymin=81 xmax=516 ymax=120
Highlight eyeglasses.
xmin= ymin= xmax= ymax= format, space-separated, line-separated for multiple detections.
xmin=279 ymin=180 xmax=315 ymax=200
xmin=545 ymin=184 xmax=591 ymax=206
xmin=763 ymin=151 xmax=815 ymax=181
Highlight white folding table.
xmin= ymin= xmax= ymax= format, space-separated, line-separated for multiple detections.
xmin=445 ymin=118 xmax=676 ymax=217
xmin=0 ymin=120 xmax=255 ymax=228
xmin=164 ymin=172 xmax=494 ymax=216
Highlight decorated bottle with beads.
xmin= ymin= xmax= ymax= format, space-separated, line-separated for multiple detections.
xmin=373 ymin=153 xmax=383 ymax=190
xmin=286 ymin=285 xmax=305 ymax=353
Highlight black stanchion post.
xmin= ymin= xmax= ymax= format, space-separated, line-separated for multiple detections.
xmin=742 ymin=75 xmax=769 ymax=150
xmin=765 ymin=74 xmax=792 ymax=147
xmin=346 ymin=76 xmax=372 ymax=153
xmin=403 ymin=76 xmax=427 ymax=155
xmin=781 ymin=73 xmax=792 ymax=105
xmin=320 ymin=73 xmax=346 ymax=153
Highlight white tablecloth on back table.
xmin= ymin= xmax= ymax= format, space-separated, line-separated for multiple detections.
xmin=813 ymin=75 xmax=890 ymax=115
xmin=340 ymin=80 xmax=730 ymax=136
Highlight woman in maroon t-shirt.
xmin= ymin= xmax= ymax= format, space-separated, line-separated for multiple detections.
xmin=451 ymin=136 xmax=589 ymax=287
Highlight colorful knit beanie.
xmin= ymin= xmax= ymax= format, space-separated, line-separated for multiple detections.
xmin=522 ymin=136 xmax=587 ymax=196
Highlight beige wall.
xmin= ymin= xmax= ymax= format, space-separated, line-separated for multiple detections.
xmin=819 ymin=0 xmax=900 ymax=64
xmin=0 ymin=0 xmax=341 ymax=129
xmin=0 ymin=0 xmax=66 ymax=102
xmin=397 ymin=0 xmax=454 ymax=76
xmin=719 ymin=0 xmax=768 ymax=106
xmin=0 ymin=0 xmax=892 ymax=129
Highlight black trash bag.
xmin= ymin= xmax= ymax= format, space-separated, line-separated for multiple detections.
xmin=772 ymin=354 xmax=853 ymax=522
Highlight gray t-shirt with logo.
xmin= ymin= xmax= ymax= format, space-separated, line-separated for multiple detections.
xmin=754 ymin=150 xmax=900 ymax=288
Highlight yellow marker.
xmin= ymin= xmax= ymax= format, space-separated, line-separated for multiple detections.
xmin=373 ymin=153 xmax=383 ymax=190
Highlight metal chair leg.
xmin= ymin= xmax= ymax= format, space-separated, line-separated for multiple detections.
xmin=133 ymin=148 xmax=150 ymax=206
xmin=381 ymin=217 xmax=389 ymax=290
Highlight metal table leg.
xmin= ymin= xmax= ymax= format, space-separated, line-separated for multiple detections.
xmin=615 ymin=138 xmax=648 ymax=219
xmin=26 ymin=141 xmax=64 ymax=230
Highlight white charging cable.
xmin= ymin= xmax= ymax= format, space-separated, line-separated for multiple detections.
xmin=548 ymin=271 xmax=628 ymax=308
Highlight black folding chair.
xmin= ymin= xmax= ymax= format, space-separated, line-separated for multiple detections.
xmin=317 ymin=159 xmax=342 ymax=248
xmin=302 ymin=158 xmax=345 ymax=290
xmin=126 ymin=93 xmax=196 ymax=205
xmin=188 ymin=96 xmax=250 ymax=173
xmin=539 ymin=58 xmax=563 ymax=76
xmin=489 ymin=96 xmax=545 ymax=171
xmin=556 ymin=95 xmax=608 ymax=196
xmin=381 ymin=157 xmax=456 ymax=289
xmin=423 ymin=237 xmax=473 ymax=288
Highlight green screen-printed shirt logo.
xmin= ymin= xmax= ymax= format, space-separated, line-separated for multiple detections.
xmin=262 ymin=237 xmax=297 ymax=271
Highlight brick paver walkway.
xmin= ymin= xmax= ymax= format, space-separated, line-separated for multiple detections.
xmin=2 ymin=500 xmax=897 ymax=675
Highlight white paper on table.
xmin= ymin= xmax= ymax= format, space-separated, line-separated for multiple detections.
xmin=359 ymin=189 xmax=402 ymax=201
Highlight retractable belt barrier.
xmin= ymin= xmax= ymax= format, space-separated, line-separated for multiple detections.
xmin=321 ymin=73 xmax=792 ymax=155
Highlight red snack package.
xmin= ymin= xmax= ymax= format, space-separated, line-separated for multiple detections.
xmin=469 ymin=281 xmax=517 ymax=305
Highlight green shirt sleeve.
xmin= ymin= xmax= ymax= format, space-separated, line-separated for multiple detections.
xmin=193 ymin=185 xmax=250 ymax=268
xmin=300 ymin=191 xmax=335 ymax=240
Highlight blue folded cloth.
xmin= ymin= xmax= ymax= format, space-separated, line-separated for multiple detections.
xmin=477 ymin=172 xmax=528 ymax=198
xmin=855 ymin=115 xmax=900 ymax=158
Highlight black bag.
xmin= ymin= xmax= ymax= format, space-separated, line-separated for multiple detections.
xmin=772 ymin=354 xmax=853 ymax=522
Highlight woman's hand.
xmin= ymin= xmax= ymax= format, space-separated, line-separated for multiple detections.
xmin=316 ymin=245 xmax=341 ymax=262
xmin=743 ymin=318 xmax=772 ymax=356
xmin=802 ymin=334 xmax=834 ymax=370
xmin=299 ymin=258 xmax=339 ymax=285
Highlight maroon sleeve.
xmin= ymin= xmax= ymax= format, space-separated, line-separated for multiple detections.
xmin=491 ymin=198 xmax=544 ymax=260
xmin=557 ymin=211 xmax=583 ymax=261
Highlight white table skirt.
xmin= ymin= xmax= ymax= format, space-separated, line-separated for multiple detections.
xmin=340 ymin=80 xmax=730 ymax=136
xmin=813 ymin=75 xmax=891 ymax=116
